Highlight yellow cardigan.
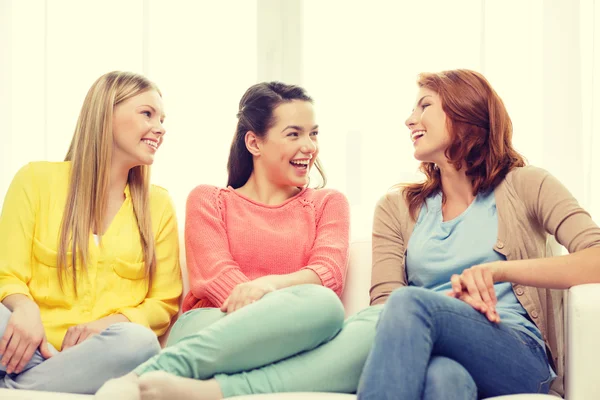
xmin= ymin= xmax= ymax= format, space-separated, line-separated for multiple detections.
xmin=0 ymin=162 xmax=182 ymax=349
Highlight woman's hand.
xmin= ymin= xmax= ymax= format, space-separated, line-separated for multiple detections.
xmin=447 ymin=262 xmax=502 ymax=323
xmin=221 ymin=277 xmax=278 ymax=314
xmin=61 ymin=314 xmax=129 ymax=351
xmin=0 ymin=302 xmax=53 ymax=374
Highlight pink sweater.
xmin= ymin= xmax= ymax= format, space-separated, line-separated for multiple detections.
xmin=182 ymin=185 xmax=350 ymax=312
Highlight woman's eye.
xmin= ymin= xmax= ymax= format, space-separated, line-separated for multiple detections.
xmin=287 ymin=132 xmax=299 ymax=137
xmin=310 ymin=131 xmax=319 ymax=136
xmin=142 ymin=111 xmax=151 ymax=117
xmin=422 ymin=104 xmax=430 ymax=110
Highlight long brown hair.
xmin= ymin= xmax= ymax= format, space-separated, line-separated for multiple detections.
xmin=227 ymin=82 xmax=327 ymax=189
xmin=59 ymin=71 xmax=159 ymax=293
xmin=403 ymin=69 xmax=526 ymax=220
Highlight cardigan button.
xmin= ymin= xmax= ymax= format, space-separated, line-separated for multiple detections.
xmin=531 ymin=310 xmax=539 ymax=318
xmin=496 ymin=241 xmax=505 ymax=249
xmin=515 ymin=287 xmax=524 ymax=296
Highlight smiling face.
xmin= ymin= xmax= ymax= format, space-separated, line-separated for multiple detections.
xmin=112 ymin=89 xmax=166 ymax=169
xmin=255 ymin=100 xmax=319 ymax=188
xmin=405 ymin=87 xmax=451 ymax=165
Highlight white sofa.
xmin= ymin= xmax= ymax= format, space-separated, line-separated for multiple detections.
xmin=1 ymin=239 xmax=599 ymax=399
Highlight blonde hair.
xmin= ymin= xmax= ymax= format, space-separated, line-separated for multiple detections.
xmin=58 ymin=71 xmax=160 ymax=294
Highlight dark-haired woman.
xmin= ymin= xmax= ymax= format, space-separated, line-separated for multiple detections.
xmin=357 ymin=69 xmax=600 ymax=399
xmin=97 ymin=82 xmax=383 ymax=399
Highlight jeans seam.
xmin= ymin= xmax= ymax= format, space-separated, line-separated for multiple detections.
xmin=430 ymin=309 xmax=546 ymax=357
xmin=537 ymin=372 xmax=554 ymax=394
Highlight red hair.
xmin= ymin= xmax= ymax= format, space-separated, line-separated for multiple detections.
xmin=403 ymin=69 xmax=526 ymax=220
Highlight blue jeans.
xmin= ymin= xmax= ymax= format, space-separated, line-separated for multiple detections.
xmin=357 ymin=287 xmax=553 ymax=400
xmin=0 ymin=303 xmax=160 ymax=393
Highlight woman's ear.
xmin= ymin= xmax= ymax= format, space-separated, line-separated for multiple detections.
xmin=245 ymin=131 xmax=261 ymax=157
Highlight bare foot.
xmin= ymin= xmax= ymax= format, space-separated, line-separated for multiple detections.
xmin=95 ymin=373 xmax=140 ymax=400
xmin=139 ymin=371 xmax=223 ymax=400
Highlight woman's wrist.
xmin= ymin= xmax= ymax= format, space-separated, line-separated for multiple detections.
xmin=3 ymin=293 xmax=38 ymax=313
xmin=262 ymin=269 xmax=321 ymax=290
xmin=489 ymin=261 xmax=508 ymax=283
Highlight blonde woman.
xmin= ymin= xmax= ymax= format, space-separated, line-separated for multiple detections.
xmin=0 ymin=71 xmax=182 ymax=394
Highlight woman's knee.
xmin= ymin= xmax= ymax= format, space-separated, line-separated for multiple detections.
xmin=284 ymin=284 xmax=345 ymax=333
xmin=387 ymin=286 xmax=432 ymax=309
xmin=424 ymin=357 xmax=477 ymax=400
xmin=104 ymin=323 xmax=161 ymax=368
xmin=377 ymin=287 xmax=432 ymax=328
xmin=167 ymin=308 xmax=225 ymax=346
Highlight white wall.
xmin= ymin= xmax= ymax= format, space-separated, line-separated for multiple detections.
xmin=1 ymin=0 xmax=257 ymax=224
xmin=1 ymin=0 xmax=599 ymax=239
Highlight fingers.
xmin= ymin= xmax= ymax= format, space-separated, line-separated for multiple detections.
xmin=456 ymin=291 xmax=500 ymax=323
xmin=220 ymin=297 xmax=229 ymax=312
xmin=14 ymin=342 xmax=36 ymax=374
xmin=465 ymin=267 xmax=500 ymax=323
xmin=62 ymin=325 xmax=98 ymax=350
xmin=452 ymin=266 xmax=502 ymax=324
xmin=224 ymin=281 xmax=276 ymax=314
xmin=454 ymin=268 xmax=499 ymax=311
xmin=1 ymin=318 xmax=47 ymax=374
xmin=61 ymin=326 xmax=82 ymax=351
xmin=471 ymin=269 xmax=494 ymax=310
xmin=225 ymin=286 xmax=264 ymax=314
xmin=6 ymin=338 xmax=31 ymax=374
xmin=488 ymin=309 xmax=501 ymax=323
xmin=450 ymin=274 xmax=462 ymax=296
xmin=226 ymin=287 xmax=242 ymax=314
xmin=76 ymin=330 xmax=97 ymax=346
xmin=0 ymin=324 xmax=14 ymax=360
xmin=230 ymin=286 xmax=250 ymax=313
xmin=225 ymin=288 xmax=239 ymax=314
xmin=460 ymin=272 xmax=487 ymax=312
xmin=1 ymin=334 xmax=20 ymax=373
xmin=240 ymin=287 xmax=262 ymax=310
xmin=457 ymin=293 xmax=487 ymax=314
xmin=38 ymin=337 xmax=54 ymax=359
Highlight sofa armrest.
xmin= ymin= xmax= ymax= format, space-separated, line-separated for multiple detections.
xmin=566 ymin=283 xmax=600 ymax=400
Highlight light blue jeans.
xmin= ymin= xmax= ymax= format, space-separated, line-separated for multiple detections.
xmin=0 ymin=303 xmax=160 ymax=393
xmin=358 ymin=287 xmax=554 ymax=400
xmin=135 ymin=284 xmax=383 ymax=397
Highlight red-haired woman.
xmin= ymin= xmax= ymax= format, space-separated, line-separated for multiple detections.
xmin=358 ymin=69 xmax=600 ymax=399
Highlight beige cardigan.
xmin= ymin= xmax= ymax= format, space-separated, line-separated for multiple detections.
xmin=370 ymin=166 xmax=600 ymax=397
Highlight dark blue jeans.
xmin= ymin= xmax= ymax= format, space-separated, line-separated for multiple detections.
xmin=357 ymin=287 xmax=553 ymax=400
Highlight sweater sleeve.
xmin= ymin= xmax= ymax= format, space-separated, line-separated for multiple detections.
xmin=302 ymin=190 xmax=350 ymax=297
xmin=515 ymin=166 xmax=600 ymax=253
xmin=0 ymin=164 xmax=37 ymax=302
xmin=370 ymin=190 xmax=409 ymax=306
xmin=185 ymin=186 xmax=250 ymax=307
xmin=118 ymin=191 xmax=182 ymax=336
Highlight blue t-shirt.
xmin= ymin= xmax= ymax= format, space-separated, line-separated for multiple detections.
xmin=406 ymin=190 xmax=546 ymax=349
